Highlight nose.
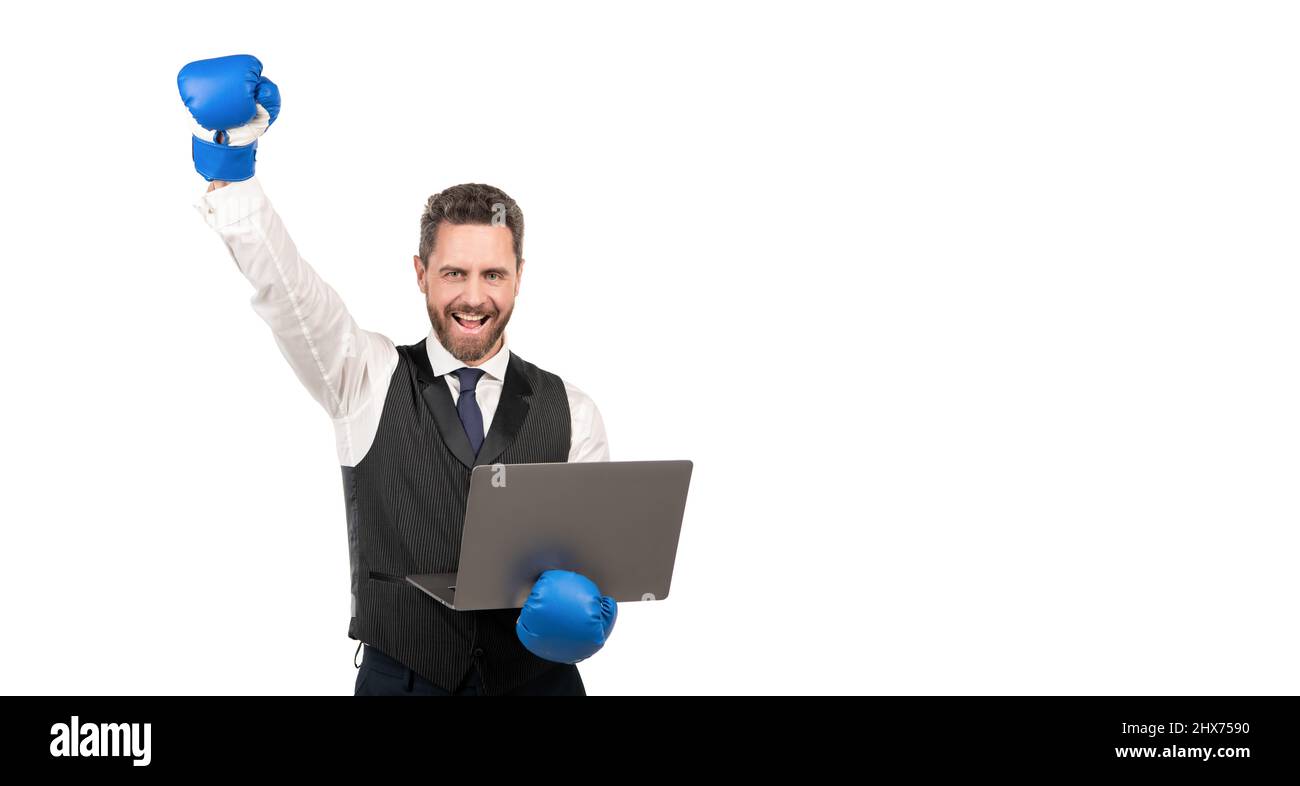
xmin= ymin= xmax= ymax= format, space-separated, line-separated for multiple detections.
xmin=462 ymin=274 xmax=487 ymax=309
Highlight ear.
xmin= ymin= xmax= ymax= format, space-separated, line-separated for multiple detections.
xmin=413 ymin=254 xmax=427 ymax=294
xmin=515 ymin=257 xmax=525 ymax=295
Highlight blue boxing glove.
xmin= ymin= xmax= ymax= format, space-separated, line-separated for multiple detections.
xmin=177 ymin=54 xmax=281 ymax=182
xmin=516 ymin=570 xmax=618 ymax=664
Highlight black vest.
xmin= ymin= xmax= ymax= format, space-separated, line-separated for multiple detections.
xmin=340 ymin=339 xmax=572 ymax=695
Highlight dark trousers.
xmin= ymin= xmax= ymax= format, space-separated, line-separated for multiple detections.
xmin=354 ymin=644 xmax=586 ymax=696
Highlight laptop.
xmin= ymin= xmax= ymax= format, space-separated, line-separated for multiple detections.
xmin=406 ymin=460 xmax=694 ymax=610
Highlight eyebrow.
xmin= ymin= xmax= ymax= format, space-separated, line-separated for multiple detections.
xmin=438 ymin=264 xmax=512 ymax=276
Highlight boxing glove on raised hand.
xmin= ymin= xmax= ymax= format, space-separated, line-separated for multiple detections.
xmin=177 ymin=54 xmax=281 ymax=182
xmin=516 ymin=570 xmax=618 ymax=664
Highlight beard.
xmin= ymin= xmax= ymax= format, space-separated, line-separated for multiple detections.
xmin=429 ymin=299 xmax=512 ymax=363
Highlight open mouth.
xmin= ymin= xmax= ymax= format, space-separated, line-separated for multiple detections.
xmin=451 ymin=311 xmax=492 ymax=334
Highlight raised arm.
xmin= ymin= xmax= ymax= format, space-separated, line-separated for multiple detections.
xmin=180 ymin=55 xmax=397 ymax=431
xmin=193 ymin=177 xmax=397 ymax=422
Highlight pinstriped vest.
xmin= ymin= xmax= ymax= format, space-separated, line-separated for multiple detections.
xmin=340 ymin=338 xmax=571 ymax=695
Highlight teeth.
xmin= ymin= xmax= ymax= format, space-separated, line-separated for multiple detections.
xmin=454 ymin=313 xmax=486 ymax=321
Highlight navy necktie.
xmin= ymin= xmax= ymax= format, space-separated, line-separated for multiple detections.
xmin=453 ymin=367 xmax=487 ymax=457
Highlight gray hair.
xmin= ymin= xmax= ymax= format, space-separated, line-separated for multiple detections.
xmin=418 ymin=183 xmax=524 ymax=267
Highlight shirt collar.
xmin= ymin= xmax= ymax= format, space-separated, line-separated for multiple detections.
xmin=425 ymin=327 xmax=510 ymax=382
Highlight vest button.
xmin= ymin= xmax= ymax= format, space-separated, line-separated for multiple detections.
xmin=473 ymin=648 xmax=484 ymax=658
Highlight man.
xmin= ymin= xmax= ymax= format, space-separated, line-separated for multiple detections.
xmin=181 ymin=54 xmax=616 ymax=696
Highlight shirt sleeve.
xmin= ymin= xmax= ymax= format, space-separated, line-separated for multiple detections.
xmin=192 ymin=178 xmax=398 ymax=432
xmin=564 ymin=380 xmax=610 ymax=463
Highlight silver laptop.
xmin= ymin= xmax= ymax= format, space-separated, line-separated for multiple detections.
xmin=406 ymin=460 xmax=693 ymax=611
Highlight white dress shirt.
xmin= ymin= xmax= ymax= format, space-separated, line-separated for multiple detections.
xmin=192 ymin=177 xmax=609 ymax=467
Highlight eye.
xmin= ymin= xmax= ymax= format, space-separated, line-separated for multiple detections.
xmin=444 ymin=271 xmax=463 ymax=279
xmin=486 ymin=272 xmax=501 ymax=281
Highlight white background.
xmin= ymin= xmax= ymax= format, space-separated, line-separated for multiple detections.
xmin=1 ymin=1 xmax=1296 ymax=695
